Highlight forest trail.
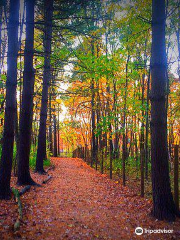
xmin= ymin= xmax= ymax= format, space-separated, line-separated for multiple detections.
xmin=1 ymin=158 xmax=180 ymax=240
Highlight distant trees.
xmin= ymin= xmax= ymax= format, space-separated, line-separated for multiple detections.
xmin=0 ymin=0 xmax=20 ymax=199
xmin=62 ymin=0 xmax=180 ymax=221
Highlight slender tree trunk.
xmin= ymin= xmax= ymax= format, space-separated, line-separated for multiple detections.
xmin=34 ymin=102 xmax=38 ymax=148
xmin=57 ymin=104 xmax=60 ymax=156
xmin=174 ymin=145 xmax=179 ymax=211
xmin=18 ymin=0 xmax=25 ymax=113
xmin=169 ymin=118 xmax=175 ymax=167
xmin=150 ymin=0 xmax=179 ymax=221
xmin=145 ymin=69 xmax=150 ymax=179
xmin=91 ymin=77 xmax=96 ymax=167
xmin=95 ymin=84 xmax=99 ymax=170
xmin=0 ymin=5 xmax=2 ymax=81
xmin=122 ymin=55 xmax=129 ymax=185
xmin=53 ymin=114 xmax=57 ymax=157
xmin=0 ymin=0 xmax=19 ymax=199
xmin=48 ymin=83 xmax=53 ymax=152
xmin=113 ymin=79 xmax=119 ymax=159
xmin=17 ymin=0 xmax=36 ymax=186
xmin=91 ymin=40 xmax=96 ymax=167
xmin=36 ymin=0 xmax=53 ymax=173
xmin=134 ymin=125 xmax=139 ymax=178
xmin=140 ymin=74 xmax=145 ymax=197
xmin=14 ymin=98 xmax=19 ymax=176
xmin=105 ymin=31 xmax=113 ymax=179
xmin=177 ymin=3 xmax=180 ymax=81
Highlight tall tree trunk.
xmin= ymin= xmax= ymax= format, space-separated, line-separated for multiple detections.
xmin=0 ymin=0 xmax=19 ymax=199
xmin=91 ymin=40 xmax=96 ymax=167
xmin=150 ymin=0 xmax=179 ymax=221
xmin=140 ymin=74 xmax=145 ymax=197
xmin=18 ymin=0 xmax=25 ymax=112
xmin=91 ymin=77 xmax=96 ymax=167
xmin=113 ymin=79 xmax=119 ymax=159
xmin=53 ymin=114 xmax=57 ymax=157
xmin=57 ymin=103 xmax=60 ymax=156
xmin=145 ymin=69 xmax=150 ymax=179
xmin=174 ymin=145 xmax=179 ymax=211
xmin=36 ymin=0 xmax=53 ymax=173
xmin=17 ymin=0 xmax=36 ymax=186
xmin=105 ymin=31 xmax=113 ymax=179
xmin=177 ymin=3 xmax=180 ymax=81
xmin=95 ymin=81 xmax=100 ymax=170
xmin=14 ymin=98 xmax=19 ymax=177
xmin=0 ymin=5 xmax=2 ymax=81
xmin=48 ymin=82 xmax=53 ymax=153
xmin=122 ymin=55 xmax=129 ymax=186
xmin=0 ymin=5 xmax=4 ymax=137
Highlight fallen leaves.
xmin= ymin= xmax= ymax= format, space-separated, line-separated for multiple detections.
xmin=0 ymin=157 xmax=180 ymax=240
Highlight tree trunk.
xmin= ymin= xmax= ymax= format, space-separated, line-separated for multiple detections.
xmin=105 ymin=31 xmax=113 ymax=179
xmin=113 ymin=79 xmax=119 ymax=159
xmin=95 ymin=82 xmax=100 ymax=170
xmin=53 ymin=114 xmax=57 ymax=157
xmin=122 ymin=55 xmax=129 ymax=186
xmin=174 ymin=145 xmax=179 ymax=211
xmin=91 ymin=77 xmax=96 ymax=167
xmin=48 ymin=84 xmax=53 ymax=153
xmin=91 ymin=40 xmax=96 ymax=168
xmin=140 ymin=73 xmax=145 ymax=197
xmin=145 ymin=69 xmax=150 ymax=179
xmin=17 ymin=0 xmax=36 ymax=186
xmin=0 ymin=0 xmax=20 ymax=199
xmin=177 ymin=4 xmax=180 ymax=83
xmin=57 ymin=104 xmax=60 ymax=156
xmin=14 ymin=98 xmax=19 ymax=177
xmin=36 ymin=0 xmax=53 ymax=173
xmin=150 ymin=0 xmax=179 ymax=221
xmin=0 ymin=5 xmax=2 ymax=81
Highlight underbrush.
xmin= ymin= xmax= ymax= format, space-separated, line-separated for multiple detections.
xmin=90 ymin=153 xmax=177 ymax=200
xmin=29 ymin=146 xmax=51 ymax=169
xmin=59 ymin=152 xmax=73 ymax=158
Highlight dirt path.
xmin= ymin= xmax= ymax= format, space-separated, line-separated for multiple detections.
xmin=0 ymin=158 xmax=179 ymax=239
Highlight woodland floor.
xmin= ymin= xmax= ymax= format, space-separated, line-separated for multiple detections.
xmin=0 ymin=158 xmax=179 ymax=240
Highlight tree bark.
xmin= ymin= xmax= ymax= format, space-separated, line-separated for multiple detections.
xmin=174 ymin=145 xmax=179 ymax=211
xmin=145 ymin=69 xmax=150 ymax=180
xmin=150 ymin=0 xmax=179 ymax=221
xmin=17 ymin=0 xmax=36 ymax=186
xmin=48 ymin=83 xmax=53 ymax=153
xmin=14 ymin=98 xmax=19 ymax=176
xmin=105 ymin=31 xmax=113 ymax=179
xmin=177 ymin=3 xmax=180 ymax=81
xmin=113 ymin=79 xmax=119 ymax=159
xmin=53 ymin=114 xmax=57 ymax=157
xmin=91 ymin=40 xmax=96 ymax=168
xmin=0 ymin=5 xmax=2 ymax=81
xmin=140 ymin=73 xmax=145 ymax=197
xmin=57 ymin=104 xmax=60 ymax=156
xmin=36 ymin=0 xmax=53 ymax=173
xmin=122 ymin=55 xmax=129 ymax=186
xmin=0 ymin=0 xmax=20 ymax=199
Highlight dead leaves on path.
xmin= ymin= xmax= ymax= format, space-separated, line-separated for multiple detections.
xmin=0 ymin=158 xmax=180 ymax=240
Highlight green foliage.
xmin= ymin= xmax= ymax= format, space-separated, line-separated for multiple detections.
xmin=29 ymin=145 xmax=51 ymax=169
